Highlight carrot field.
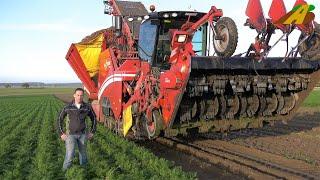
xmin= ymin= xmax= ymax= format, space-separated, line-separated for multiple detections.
xmin=0 ymin=95 xmax=195 ymax=179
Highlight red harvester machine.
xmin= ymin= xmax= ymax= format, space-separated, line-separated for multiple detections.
xmin=66 ymin=0 xmax=320 ymax=139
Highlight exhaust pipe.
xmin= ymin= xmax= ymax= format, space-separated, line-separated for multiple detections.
xmin=114 ymin=16 xmax=122 ymax=37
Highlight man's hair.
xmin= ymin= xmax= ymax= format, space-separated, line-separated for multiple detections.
xmin=74 ymin=87 xmax=85 ymax=94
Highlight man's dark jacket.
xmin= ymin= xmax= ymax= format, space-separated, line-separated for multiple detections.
xmin=57 ymin=101 xmax=97 ymax=135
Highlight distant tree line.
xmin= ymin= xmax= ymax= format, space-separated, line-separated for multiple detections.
xmin=2 ymin=83 xmax=29 ymax=88
xmin=21 ymin=83 xmax=30 ymax=89
xmin=5 ymin=84 xmax=11 ymax=88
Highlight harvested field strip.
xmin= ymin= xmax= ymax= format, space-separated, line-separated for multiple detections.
xmin=0 ymin=88 xmax=74 ymax=96
xmin=156 ymin=137 xmax=319 ymax=179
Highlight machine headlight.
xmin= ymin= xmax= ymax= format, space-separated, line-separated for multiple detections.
xmin=144 ymin=15 xmax=150 ymax=20
xmin=163 ymin=13 xmax=169 ymax=18
xmin=172 ymin=13 xmax=178 ymax=17
xmin=128 ymin=17 xmax=134 ymax=22
xmin=177 ymin=35 xmax=187 ymax=43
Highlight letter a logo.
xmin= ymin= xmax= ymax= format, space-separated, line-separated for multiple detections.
xmin=276 ymin=4 xmax=315 ymax=25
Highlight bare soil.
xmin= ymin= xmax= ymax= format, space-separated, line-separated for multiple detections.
xmin=54 ymin=94 xmax=72 ymax=103
xmin=137 ymin=140 xmax=249 ymax=180
xmin=141 ymin=107 xmax=320 ymax=179
xmin=227 ymin=107 xmax=320 ymax=168
xmin=54 ymin=93 xmax=90 ymax=104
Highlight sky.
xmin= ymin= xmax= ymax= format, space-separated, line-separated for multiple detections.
xmin=0 ymin=0 xmax=319 ymax=83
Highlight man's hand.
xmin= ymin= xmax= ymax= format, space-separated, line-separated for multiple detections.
xmin=87 ymin=132 xmax=94 ymax=140
xmin=60 ymin=133 xmax=68 ymax=141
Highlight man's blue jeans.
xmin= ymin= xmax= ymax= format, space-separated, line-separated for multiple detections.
xmin=63 ymin=134 xmax=87 ymax=170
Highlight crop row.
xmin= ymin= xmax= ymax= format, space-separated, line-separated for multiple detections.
xmin=0 ymin=96 xmax=48 ymax=177
xmin=0 ymin=95 xmax=195 ymax=179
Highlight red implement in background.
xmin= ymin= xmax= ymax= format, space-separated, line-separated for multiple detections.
xmin=245 ymin=0 xmax=317 ymax=60
xmin=245 ymin=0 xmax=266 ymax=32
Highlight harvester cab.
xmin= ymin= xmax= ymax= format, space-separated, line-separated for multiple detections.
xmin=137 ymin=11 xmax=208 ymax=69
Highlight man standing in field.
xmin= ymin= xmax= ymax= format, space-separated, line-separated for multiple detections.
xmin=57 ymin=88 xmax=97 ymax=170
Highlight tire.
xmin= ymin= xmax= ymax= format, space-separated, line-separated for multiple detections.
xmin=298 ymin=23 xmax=320 ymax=60
xmin=104 ymin=116 xmax=116 ymax=130
xmin=101 ymin=97 xmax=116 ymax=131
xmin=213 ymin=17 xmax=238 ymax=58
xmin=145 ymin=110 xmax=163 ymax=140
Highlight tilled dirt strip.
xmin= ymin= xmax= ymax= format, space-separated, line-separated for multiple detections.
xmin=54 ymin=94 xmax=73 ymax=103
xmin=156 ymin=137 xmax=318 ymax=180
xmin=137 ymin=140 xmax=248 ymax=180
xmin=229 ymin=108 xmax=320 ymax=167
xmin=196 ymin=139 xmax=320 ymax=177
xmin=155 ymin=137 xmax=271 ymax=179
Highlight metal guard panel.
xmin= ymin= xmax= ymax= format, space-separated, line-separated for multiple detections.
xmin=116 ymin=1 xmax=148 ymax=16
xmin=191 ymin=56 xmax=320 ymax=71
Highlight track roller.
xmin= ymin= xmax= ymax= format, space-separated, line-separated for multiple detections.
xmin=276 ymin=94 xmax=285 ymax=114
xmin=203 ymin=97 xmax=219 ymax=119
xmin=225 ymin=95 xmax=240 ymax=119
xmin=263 ymin=93 xmax=278 ymax=116
xmin=258 ymin=96 xmax=266 ymax=115
xmin=198 ymin=100 xmax=206 ymax=119
xmin=246 ymin=95 xmax=260 ymax=117
xmin=217 ymin=95 xmax=227 ymax=118
xmin=280 ymin=93 xmax=298 ymax=115
xmin=239 ymin=96 xmax=248 ymax=117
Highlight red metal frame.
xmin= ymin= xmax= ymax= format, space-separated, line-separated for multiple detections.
xmin=268 ymin=0 xmax=287 ymax=31
xmin=245 ymin=0 xmax=267 ymax=33
xmin=156 ymin=6 xmax=224 ymax=127
xmin=108 ymin=0 xmax=135 ymax=49
xmin=65 ymin=44 xmax=98 ymax=99
xmin=65 ymin=2 xmax=231 ymax=132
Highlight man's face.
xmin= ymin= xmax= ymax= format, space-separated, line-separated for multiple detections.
xmin=74 ymin=90 xmax=84 ymax=104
